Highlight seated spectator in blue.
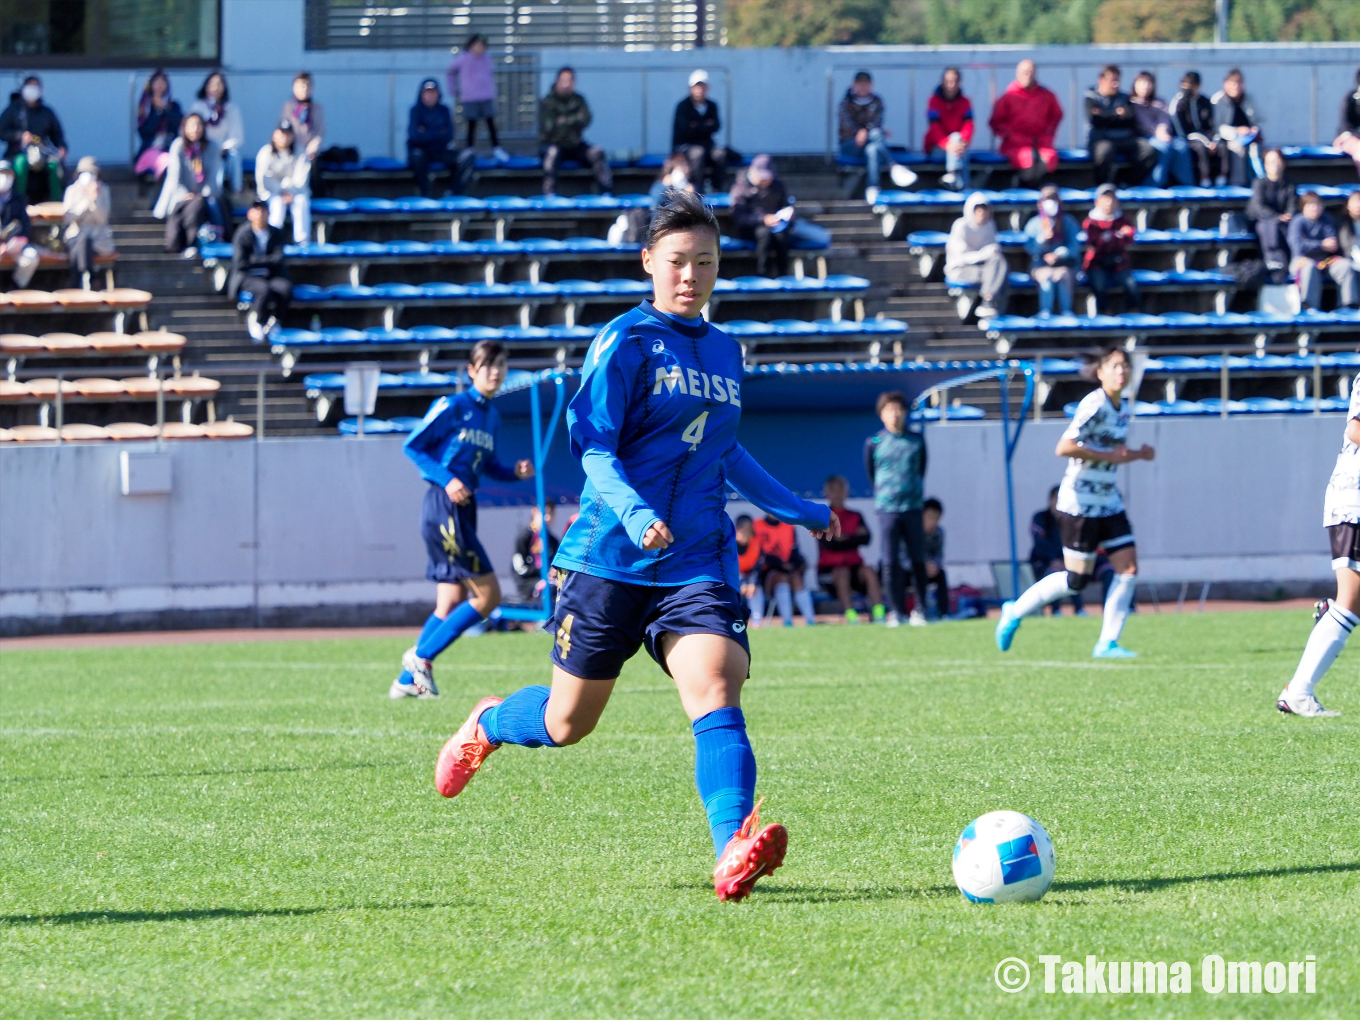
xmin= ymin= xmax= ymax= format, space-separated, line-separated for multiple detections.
xmin=135 ymin=70 xmax=182 ymax=185
xmin=0 ymin=76 xmax=66 ymax=203
xmin=1084 ymin=65 xmax=1157 ymax=187
xmin=1023 ymin=184 xmax=1080 ymax=316
xmin=1212 ymin=69 xmax=1263 ymax=186
xmin=923 ymin=67 xmax=972 ymax=191
xmin=838 ymin=70 xmax=916 ymax=203
xmin=1168 ymin=71 xmax=1221 ymax=187
xmin=673 ymin=69 xmax=731 ymax=192
xmin=539 ymin=67 xmax=612 ymax=196
xmin=1130 ymin=71 xmax=1194 ymax=187
xmin=608 ymin=154 xmax=693 ymax=245
xmin=1289 ymin=191 xmax=1357 ymax=311
xmin=1082 ymin=184 xmax=1140 ymax=313
xmin=1029 ymin=486 xmax=1086 ymax=615
xmin=408 ymin=78 xmax=474 ymax=198
xmin=230 ymin=200 xmax=291 ymax=342
xmin=1246 ymin=148 xmax=1296 ymax=277
xmin=189 ymin=72 xmax=245 ymax=195
xmin=945 ymin=193 xmax=1008 ymax=318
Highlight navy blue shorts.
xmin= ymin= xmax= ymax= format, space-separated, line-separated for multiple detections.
xmin=549 ymin=571 xmax=751 ymax=680
xmin=421 ymin=484 xmax=492 ymax=582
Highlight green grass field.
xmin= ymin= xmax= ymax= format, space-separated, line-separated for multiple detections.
xmin=4 ymin=610 xmax=1360 ymax=1018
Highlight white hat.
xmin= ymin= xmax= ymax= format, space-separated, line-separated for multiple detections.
xmin=689 ymin=69 xmax=709 ymax=87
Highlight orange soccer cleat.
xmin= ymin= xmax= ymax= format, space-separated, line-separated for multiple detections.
xmin=713 ymin=798 xmax=787 ymax=902
xmin=434 ymin=696 xmax=503 ymax=798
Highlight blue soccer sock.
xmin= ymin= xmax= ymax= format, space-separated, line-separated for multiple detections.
xmin=415 ymin=601 xmax=484 ymax=660
xmin=479 ymin=685 xmax=557 ymax=747
xmin=693 ymin=707 xmax=756 ymax=858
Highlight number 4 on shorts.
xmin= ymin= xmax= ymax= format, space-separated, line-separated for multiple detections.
xmin=681 ymin=411 xmax=709 ymax=450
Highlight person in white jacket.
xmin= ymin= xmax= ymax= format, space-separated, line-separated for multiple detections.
xmin=944 ymin=192 xmax=1009 ymax=318
xmin=255 ymin=121 xmax=311 ymax=244
xmin=189 ymin=71 xmax=245 ymax=194
xmin=61 ymin=155 xmax=114 ymax=287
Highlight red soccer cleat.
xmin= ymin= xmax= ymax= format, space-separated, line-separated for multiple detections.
xmin=713 ymin=797 xmax=787 ymax=902
xmin=434 ymin=696 xmax=502 ymax=798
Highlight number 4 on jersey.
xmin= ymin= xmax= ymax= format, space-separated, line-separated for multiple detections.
xmin=681 ymin=411 xmax=709 ymax=451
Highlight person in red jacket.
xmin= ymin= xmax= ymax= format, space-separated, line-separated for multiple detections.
xmin=989 ymin=59 xmax=1064 ymax=186
xmin=923 ymin=67 xmax=973 ymax=191
xmin=1082 ymin=183 xmax=1140 ymax=313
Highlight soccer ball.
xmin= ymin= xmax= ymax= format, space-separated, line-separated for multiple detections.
xmin=952 ymin=810 xmax=1055 ymax=903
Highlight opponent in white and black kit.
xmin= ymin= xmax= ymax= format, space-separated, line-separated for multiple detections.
xmin=1277 ymin=372 xmax=1360 ymax=717
xmin=996 ymin=346 xmax=1155 ymax=658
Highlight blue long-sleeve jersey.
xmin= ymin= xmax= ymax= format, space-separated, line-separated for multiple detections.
xmin=553 ymin=301 xmax=831 ymax=587
xmin=403 ymin=388 xmax=519 ymax=490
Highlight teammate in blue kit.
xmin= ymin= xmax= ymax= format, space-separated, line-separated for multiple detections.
xmin=390 ymin=339 xmax=533 ymax=699
xmin=433 ymin=189 xmax=840 ymax=901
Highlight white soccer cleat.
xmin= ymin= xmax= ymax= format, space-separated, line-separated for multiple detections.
xmin=885 ymin=611 xmax=901 ymax=628
xmin=909 ymin=609 xmax=927 ymax=627
xmin=389 ymin=676 xmax=420 ymax=699
xmin=890 ymin=164 xmax=918 ymax=188
xmin=401 ymin=646 xmax=439 ymax=698
xmin=1277 ymin=687 xmax=1340 ymax=718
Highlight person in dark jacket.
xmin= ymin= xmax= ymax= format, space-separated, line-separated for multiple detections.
xmin=407 ymin=78 xmax=474 ymax=198
xmin=1212 ymin=69 xmax=1263 ymax=186
xmin=1130 ymin=71 xmax=1194 ymax=187
xmin=837 ymin=70 xmax=916 ymax=202
xmin=1084 ymin=65 xmax=1157 ymax=187
xmin=0 ymin=76 xmax=66 ymax=203
xmin=135 ymin=70 xmax=183 ymax=184
xmin=1029 ymin=486 xmax=1086 ymax=615
xmin=729 ymin=154 xmax=792 ymax=277
xmin=0 ymin=160 xmax=37 ymax=287
xmin=511 ymin=504 xmax=560 ymax=603
xmin=539 ymin=67 xmax=611 ymax=196
xmin=1289 ymin=191 xmax=1357 ymax=310
xmin=672 ymin=69 xmax=731 ymax=192
xmin=1246 ymin=148 xmax=1297 ymax=273
xmin=1167 ymin=71 xmax=1221 ymax=187
xmin=230 ymin=201 xmax=291 ymax=341
xmin=1334 ymin=69 xmax=1360 ymax=179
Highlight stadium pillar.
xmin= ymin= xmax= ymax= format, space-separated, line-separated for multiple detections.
xmin=1215 ymin=0 xmax=1230 ymax=43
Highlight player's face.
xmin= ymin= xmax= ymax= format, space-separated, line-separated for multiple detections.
xmin=642 ymin=229 xmax=718 ymax=317
xmin=879 ymin=401 xmax=906 ymax=433
xmin=1097 ymin=353 xmax=1130 ymax=393
xmin=471 ymin=353 xmax=508 ymax=396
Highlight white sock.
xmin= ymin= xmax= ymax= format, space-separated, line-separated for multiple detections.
xmin=1011 ymin=570 xmax=1077 ymax=618
xmin=1288 ymin=604 xmax=1358 ymax=698
xmin=794 ymin=588 xmax=816 ymax=624
xmin=1097 ymin=573 xmax=1137 ymax=646
xmin=748 ymin=587 xmax=765 ymax=623
xmin=774 ymin=582 xmax=794 ymax=623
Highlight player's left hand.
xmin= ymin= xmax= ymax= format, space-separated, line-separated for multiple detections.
xmin=809 ymin=510 xmax=841 ymax=542
xmin=515 ymin=459 xmax=534 ymax=478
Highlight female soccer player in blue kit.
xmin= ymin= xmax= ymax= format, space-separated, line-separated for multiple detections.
xmin=433 ymin=190 xmax=840 ymax=901
xmin=390 ymin=339 xmax=533 ymax=699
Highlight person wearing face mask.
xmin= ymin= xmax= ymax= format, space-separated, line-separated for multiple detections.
xmin=729 ymin=154 xmax=793 ymax=278
xmin=1023 ymin=185 xmax=1081 ymax=317
xmin=0 ymin=76 xmax=67 ymax=203
xmin=61 ymin=157 xmax=114 ymax=289
xmin=154 ymin=112 xmax=221 ymax=256
xmin=189 ymin=71 xmax=245 ymax=195
xmin=0 ymin=160 xmax=39 ymax=288
xmin=608 ymin=154 xmax=694 ymax=245
xmin=945 ymin=193 xmax=1009 ymax=319
xmin=1211 ymin=69 xmax=1263 ymax=186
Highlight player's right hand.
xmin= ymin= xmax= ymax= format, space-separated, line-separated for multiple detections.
xmin=1137 ymin=444 xmax=1156 ymax=461
xmin=642 ymin=521 xmax=674 ymax=551
xmin=809 ymin=510 xmax=841 ymax=542
xmin=445 ymin=477 xmax=472 ymax=504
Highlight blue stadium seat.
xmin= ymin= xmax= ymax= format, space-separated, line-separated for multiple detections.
xmin=337 ymin=417 xmax=396 ymax=434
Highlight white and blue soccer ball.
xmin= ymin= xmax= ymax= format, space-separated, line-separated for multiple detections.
xmin=952 ymin=810 xmax=1055 ymax=903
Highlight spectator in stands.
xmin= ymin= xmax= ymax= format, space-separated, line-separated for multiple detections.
xmin=730 ymin=153 xmax=793 ymax=278
xmin=230 ymin=199 xmax=291 ymax=342
xmin=135 ymin=70 xmax=182 ymax=186
xmin=1339 ymin=192 xmax=1360 ymax=270
xmin=1212 ymin=69 xmax=1263 ymax=186
xmin=61 ymin=157 xmax=113 ymax=289
xmin=1082 ymin=183 xmax=1140 ymax=313
xmin=673 ymin=69 xmax=731 ymax=192
xmin=1023 ymin=185 xmax=1080 ymax=317
xmin=280 ymin=72 xmax=325 ymax=199
xmin=754 ymin=514 xmax=817 ymax=626
xmin=1334 ymin=69 xmax=1360 ymax=179
xmin=1168 ymin=71 xmax=1221 ymax=187
xmin=838 ymin=70 xmax=916 ymax=203
xmin=1130 ymin=71 xmax=1194 ymax=187
xmin=255 ymin=121 xmax=312 ymax=245
xmin=449 ymin=35 xmax=508 ymax=163
xmin=0 ymin=161 xmax=38 ymax=288
xmin=817 ymin=474 xmax=884 ymax=624
xmin=0 ymin=76 xmax=66 ymax=203
xmin=609 ymin=155 xmax=694 ymax=245
xmin=512 ymin=503 xmax=559 ymax=603
xmin=539 ymin=67 xmax=612 ymax=196
xmin=1085 ymin=65 xmax=1157 ymax=187
xmin=1289 ymin=191 xmax=1357 ymax=311
xmin=923 ymin=66 xmax=973 ymax=191
xmin=945 ymin=192 xmax=1008 ymax=318
xmin=989 ymin=59 xmax=1063 ymax=186
xmin=1246 ymin=148 xmax=1297 ymax=276
xmin=735 ymin=514 xmax=765 ymax=625
xmin=920 ymin=497 xmax=948 ymax=620
xmin=407 ymin=78 xmax=474 ymax=199
xmin=154 ymin=113 xmax=220 ymax=256
xmin=1030 ymin=485 xmax=1086 ymax=615
xmin=190 ymin=72 xmax=245 ymax=195
xmin=865 ymin=390 xmax=930 ymax=628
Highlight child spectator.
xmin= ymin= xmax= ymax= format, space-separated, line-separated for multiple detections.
xmin=255 ymin=121 xmax=312 ymax=244
xmin=1029 ymin=486 xmax=1086 ymax=615
xmin=989 ymin=59 xmax=1063 ymax=186
xmin=539 ymin=67 xmax=612 ymax=196
xmin=837 ymin=70 xmax=915 ymax=203
xmin=1023 ymin=184 xmax=1081 ymax=317
xmin=754 ymin=514 xmax=817 ymax=626
xmin=1246 ymin=148 xmax=1297 ymax=275
xmin=919 ymin=497 xmax=948 ymax=620
xmin=154 ymin=113 xmax=220 ymax=256
xmin=817 ymin=475 xmax=884 ymax=624
xmin=230 ymin=200 xmax=291 ymax=341
xmin=0 ymin=76 xmax=66 ymax=203
xmin=865 ymin=390 xmax=930 ymax=627
xmin=190 ymin=71 xmax=244 ymax=195
xmin=512 ymin=504 xmax=560 ymax=603
xmin=135 ymin=70 xmax=182 ymax=185
xmin=1168 ymin=71 xmax=1220 ymax=187
xmin=1130 ymin=71 xmax=1194 ymax=187
xmin=407 ymin=78 xmax=474 ymax=198
xmin=1212 ymin=68 xmax=1263 ymax=185
xmin=673 ymin=69 xmax=730 ymax=192
xmin=0 ymin=160 xmax=38 ymax=288
xmin=730 ymin=154 xmax=793 ymax=278
xmin=923 ymin=66 xmax=972 ymax=191
xmin=448 ymin=35 xmax=508 ymax=162
xmin=61 ymin=157 xmax=113 ymax=289
xmin=734 ymin=514 xmax=765 ymax=625
xmin=1085 ymin=65 xmax=1157 ymax=187
xmin=1289 ymin=191 xmax=1357 ymax=311
xmin=945 ymin=193 xmax=1008 ymax=318
xmin=1082 ymin=184 xmax=1140 ymax=313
